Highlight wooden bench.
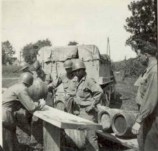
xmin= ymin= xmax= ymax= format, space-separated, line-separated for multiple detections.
xmin=34 ymin=105 xmax=102 ymax=151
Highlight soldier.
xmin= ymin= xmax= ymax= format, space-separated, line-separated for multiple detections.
xmin=132 ymin=48 xmax=157 ymax=151
xmin=72 ymin=59 xmax=103 ymax=151
xmin=2 ymin=72 xmax=46 ymax=151
xmin=48 ymin=59 xmax=78 ymax=112
xmin=19 ymin=62 xmax=32 ymax=73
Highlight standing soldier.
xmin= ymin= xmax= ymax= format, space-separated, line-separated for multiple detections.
xmin=72 ymin=59 xmax=103 ymax=151
xmin=31 ymin=60 xmax=52 ymax=84
xmin=19 ymin=62 xmax=32 ymax=73
xmin=2 ymin=72 xmax=46 ymax=151
xmin=132 ymin=48 xmax=157 ymax=151
xmin=49 ymin=59 xmax=78 ymax=112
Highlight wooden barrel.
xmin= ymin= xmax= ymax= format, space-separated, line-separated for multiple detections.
xmin=98 ymin=105 xmax=123 ymax=132
xmin=112 ymin=111 xmax=138 ymax=138
xmin=28 ymin=78 xmax=48 ymax=101
xmin=65 ymin=129 xmax=86 ymax=149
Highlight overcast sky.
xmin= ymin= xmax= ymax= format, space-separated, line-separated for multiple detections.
xmin=2 ymin=0 xmax=137 ymax=61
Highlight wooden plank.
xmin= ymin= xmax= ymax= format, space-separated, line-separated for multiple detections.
xmin=34 ymin=105 xmax=102 ymax=130
xmin=43 ymin=122 xmax=60 ymax=151
xmin=97 ymin=131 xmax=138 ymax=150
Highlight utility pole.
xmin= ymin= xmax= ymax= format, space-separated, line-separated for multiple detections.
xmin=19 ymin=51 xmax=22 ymax=64
xmin=106 ymin=37 xmax=111 ymax=59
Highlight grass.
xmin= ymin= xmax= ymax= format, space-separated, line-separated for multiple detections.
xmin=2 ymin=65 xmax=21 ymax=78
xmin=2 ymin=65 xmax=21 ymax=88
xmin=2 ymin=78 xmax=19 ymax=88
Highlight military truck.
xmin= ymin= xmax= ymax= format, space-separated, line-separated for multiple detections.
xmin=37 ymin=44 xmax=115 ymax=107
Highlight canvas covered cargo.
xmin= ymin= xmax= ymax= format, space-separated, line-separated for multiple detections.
xmin=38 ymin=45 xmax=112 ymax=85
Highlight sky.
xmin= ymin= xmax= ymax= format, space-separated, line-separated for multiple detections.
xmin=2 ymin=0 xmax=137 ymax=61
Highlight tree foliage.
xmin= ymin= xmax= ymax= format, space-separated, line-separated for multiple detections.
xmin=125 ymin=0 xmax=157 ymax=54
xmin=22 ymin=39 xmax=52 ymax=64
xmin=2 ymin=41 xmax=15 ymax=65
xmin=68 ymin=41 xmax=78 ymax=46
xmin=113 ymin=57 xmax=146 ymax=78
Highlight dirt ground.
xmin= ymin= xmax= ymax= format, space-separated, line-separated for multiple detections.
xmin=2 ymin=74 xmax=139 ymax=151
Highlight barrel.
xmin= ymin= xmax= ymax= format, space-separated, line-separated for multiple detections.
xmin=112 ymin=111 xmax=138 ymax=138
xmin=65 ymin=129 xmax=86 ymax=149
xmin=98 ymin=105 xmax=123 ymax=132
xmin=28 ymin=78 xmax=48 ymax=101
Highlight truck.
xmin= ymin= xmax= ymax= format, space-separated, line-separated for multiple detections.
xmin=37 ymin=44 xmax=116 ymax=108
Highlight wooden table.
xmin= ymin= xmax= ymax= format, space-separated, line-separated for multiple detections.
xmin=34 ymin=105 xmax=102 ymax=151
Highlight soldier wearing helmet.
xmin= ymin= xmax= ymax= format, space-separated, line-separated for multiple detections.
xmin=72 ymin=59 xmax=103 ymax=151
xmin=18 ymin=62 xmax=32 ymax=74
xmin=2 ymin=72 xmax=46 ymax=151
xmin=48 ymin=59 xmax=78 ymax=112
xmin=31 ymin=60 xmax=52 ymax=84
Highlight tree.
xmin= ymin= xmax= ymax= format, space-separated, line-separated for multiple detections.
xmin=22 ymin=39 xmax=52 ymax=64
xmin=68 ymin=41 xmax=78 ymax=46
xmin=2 ymin=41 xmax=15 ymax=65
xmin=125 ymin=0 xmax=157 ymax=53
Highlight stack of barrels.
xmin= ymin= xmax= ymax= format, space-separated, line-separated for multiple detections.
xmin=98 ymin=105 xmax=138 ymax=138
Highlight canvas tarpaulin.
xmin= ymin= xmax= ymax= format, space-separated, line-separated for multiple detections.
xmin=51 ymin=46 xmax=78 ymax=62
xmin=38 ymin=45 xmax=102 ymax=62
xmin=77 ymin=45 xmax=100 ymax=61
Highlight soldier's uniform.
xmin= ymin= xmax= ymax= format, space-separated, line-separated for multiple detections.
xmin=134 ymin=57 xmax=157 ymax=151
xmin=51 ymin=73 xmax=78 ymax=112
xmin=2 ymin=83 xmax=41 ymax=151
xmin=75 ymin=75 xmax=103 ymax=151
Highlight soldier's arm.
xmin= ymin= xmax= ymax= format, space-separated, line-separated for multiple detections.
xmin=48 ymin=76 xmax=62 ymax=89
xmin=136 ymin=72 xmax=157 ymax=123
xmin=88 ymin=79 xmax=103 ymax=107
xmin=18 ymin=88 xmax=44 ymax=112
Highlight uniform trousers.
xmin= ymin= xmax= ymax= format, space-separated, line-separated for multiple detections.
xmin=79 ymin=107 xmax=99 ymax=151
xmin=137 ymin=115 xmax=155 ymax=151
xmin=144 ymin=116 xmax=158 ymax=151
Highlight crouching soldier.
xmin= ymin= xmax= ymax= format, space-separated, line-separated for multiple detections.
xmin=72 ymin=59 xmax=103 ymax=151
xmin=2 ymin=72 xmax=46 ymax=151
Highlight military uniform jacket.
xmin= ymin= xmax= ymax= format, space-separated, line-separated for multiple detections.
xmin=76 ymin=75 xmax=103 ymax=107
xmin=3 ymin=83 xmax=38 ymax=112
xmin=135 ymin=58 xmax=158 ymax=123
xmin=52 ymin=73 xmax=78 ymax=98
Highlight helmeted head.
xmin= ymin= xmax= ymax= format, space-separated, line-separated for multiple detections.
xmin=19 ymin=62 xmax=30 ymax=72
xmin=20 ymin=72 xmax=34 ymax=87
xmin=32 ymin=60 xmax=41 ymax=71
xmin=72 ymin=59 xmax=86 ymax=80
xmin=64 ymin=60 xmax=73 ymax=74
xmin=72 ymin=59 xmax=86 ymax=71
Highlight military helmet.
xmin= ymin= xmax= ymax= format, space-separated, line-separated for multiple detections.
xmin=64 ymin=60 xmax=73 ymax=69
xmin=19 ymin=62 xmax=29 ymax=71
xmin=20 ymin=72 xmax=33 ymax=86
xmin=72 ymin=59 xmax=86 ymax=71
xmin=33 ymin=60 xmax=41 ymax=71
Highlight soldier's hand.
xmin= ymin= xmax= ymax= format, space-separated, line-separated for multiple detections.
xmin=74 ymin=97 xmax=80 ymax=105
xmin=38 ymin=99 xmax=46 ymax=110
xmin=132 ymin=122 xmax=140 ymax=135
xmin=85 ymin=104 xmax=94 ymax=113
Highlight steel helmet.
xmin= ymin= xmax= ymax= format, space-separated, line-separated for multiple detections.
xmin=19 ymin=62 xmax=29 ymax=71
xmin=64 ymin=60 xmax=73 ymax=69
xmin=33 ymin=60 xmax=41 ymax=71
xmin=20 ymin=72 xmax=33 ymax=86
xmin=72 ymin=59 xmax=86 ymax=71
